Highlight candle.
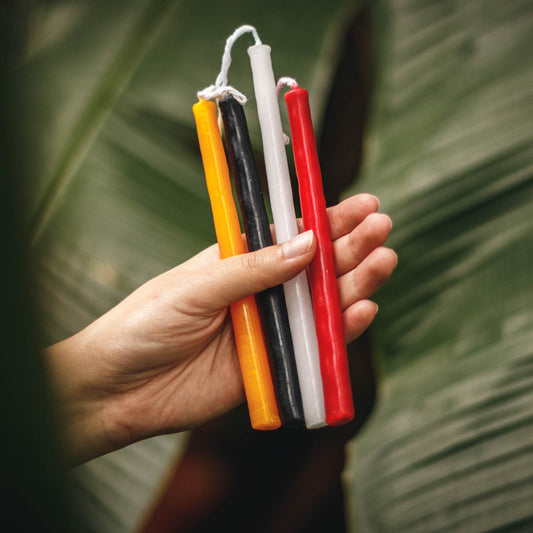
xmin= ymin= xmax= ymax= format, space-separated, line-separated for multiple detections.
xmin=248 ymin=44 xmax=326 ymax=429
xmin=285 ymin=87 xmax=354 ymax=425
xmin=219 ymin=93 xmax=305 ymax=426
xmin=192 ymin=99 xmax=280 ymax=430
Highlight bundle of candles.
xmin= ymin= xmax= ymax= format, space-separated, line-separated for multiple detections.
xmin=193 ymin=26 xmax=353 ymax=430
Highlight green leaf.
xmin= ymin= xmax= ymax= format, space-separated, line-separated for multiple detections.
xmin=345 ymin=1 xmax=533 ymax=531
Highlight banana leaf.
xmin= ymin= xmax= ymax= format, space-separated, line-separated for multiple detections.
xmin=344 ymin=0 xmax=533 ymax=531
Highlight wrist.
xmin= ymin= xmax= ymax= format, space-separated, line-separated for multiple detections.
xmin=44 ymin=331 xmax=130 ymax=466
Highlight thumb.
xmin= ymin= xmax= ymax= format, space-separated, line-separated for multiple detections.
xmin=204 ymin=230 xmax=316 ymax=309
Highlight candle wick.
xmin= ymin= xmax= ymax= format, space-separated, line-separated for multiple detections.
xmin=197 ymin=84 xmax=247 ymax=105
xmin=275 ymin=77 xmax=299 ymax=145
xmin=276 ymin=77 xmax=299 ymax=99
xmin=197 ymin=25 xmax=262 ymax=105
xmin=215 ymin=25 xmax=262 ymax=88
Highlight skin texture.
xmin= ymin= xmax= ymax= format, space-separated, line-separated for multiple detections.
xmin=44 ymin=194 xmax=397 ymax=467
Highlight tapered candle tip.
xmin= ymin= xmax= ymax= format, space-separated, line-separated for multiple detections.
xmin=247 ymin=43 xmax=271 ymax=57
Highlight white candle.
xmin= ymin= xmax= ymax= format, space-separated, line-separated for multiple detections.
xmin=248 ymin=44 xmax=326 ymax=428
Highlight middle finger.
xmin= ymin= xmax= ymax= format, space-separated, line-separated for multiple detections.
xmin=333 ymin=213 xmax=392 ymax=276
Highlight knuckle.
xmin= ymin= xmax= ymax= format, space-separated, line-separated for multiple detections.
xmin=347 ymin=230 xmax=362 ymax=259
xmin=243 ymin=251 xmax=263 ymax=277
xmin=337 ymin=200 xmax=350 ymax=232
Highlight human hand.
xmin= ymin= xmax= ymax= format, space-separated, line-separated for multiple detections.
xmin=45 ymin=194 xmax=396 ymax=465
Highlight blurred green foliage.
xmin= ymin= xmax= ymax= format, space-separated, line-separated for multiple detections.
xmin=345 ymin=0 xmax=533 ymax=531
xmin=6 ymin=0 xmax=533 ymax=531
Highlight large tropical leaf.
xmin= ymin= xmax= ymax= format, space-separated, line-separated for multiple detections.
xmin=18 ymin=1 xmax=356 ymax=531
xmin=345 ymin=0 xmax=533 ymax=531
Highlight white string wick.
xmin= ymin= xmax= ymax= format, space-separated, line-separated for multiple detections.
xmin=276 ymin=77 xmax=299 ymax=145
xmin=197 ymin=25 xmax=262 ymax=104
xmin=276 ymin=77 xmax=299 ymax=98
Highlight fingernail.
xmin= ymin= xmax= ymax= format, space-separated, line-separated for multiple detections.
xmin=374 ymin=303 xmax=379 ymax=314
xmin=282 ymin=230 xmax=314 ymax=259
xmin=372 ymin=195 xmax=380 ymax=208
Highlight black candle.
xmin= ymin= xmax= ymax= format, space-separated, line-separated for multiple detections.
xmin=219 ymin=93 xmax=305 ymax=427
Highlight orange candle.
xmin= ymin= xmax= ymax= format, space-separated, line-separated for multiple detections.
xmin=192 ymin=99 xmax=280 ymax=430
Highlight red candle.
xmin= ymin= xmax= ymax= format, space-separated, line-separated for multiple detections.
xmin=285 ymin=87 xmax=354 ymax=425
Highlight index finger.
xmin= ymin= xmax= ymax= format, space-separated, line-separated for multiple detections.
xmin=327 ymin=194 xmax=380 ymax=241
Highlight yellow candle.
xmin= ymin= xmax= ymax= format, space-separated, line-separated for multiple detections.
xmin=192 ymin=99 xmax=280 ymax=430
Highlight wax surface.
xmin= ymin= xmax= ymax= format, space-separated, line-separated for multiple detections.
xmin=192 ymin=99 xmax=280 ymax=430
xmin=285 ymin=88 xmax=354 ymax=425
xmin=219 ymin=94 xmax=304 ymax=426
xmin=248 ymin=44 xmax=326 ymax=428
